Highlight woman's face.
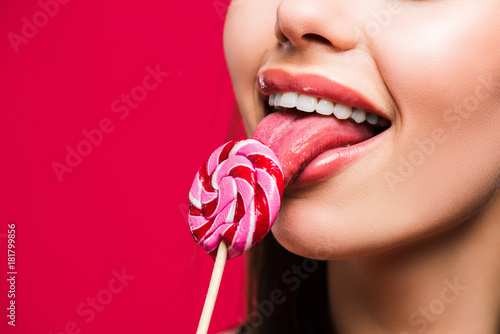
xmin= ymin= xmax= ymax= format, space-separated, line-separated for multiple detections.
xmin=223 ymin=0 xmax=500 ymax=259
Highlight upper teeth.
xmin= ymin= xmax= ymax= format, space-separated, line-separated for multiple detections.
xmin=269 ymin=92 xmax=380 ymax=125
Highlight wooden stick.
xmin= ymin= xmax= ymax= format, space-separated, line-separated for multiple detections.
xmin=196 ymin=241 xmax=228 ymax=334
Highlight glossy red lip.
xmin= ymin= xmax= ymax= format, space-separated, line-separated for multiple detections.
xmin=258 ymin=68 xmax=388 ymax=120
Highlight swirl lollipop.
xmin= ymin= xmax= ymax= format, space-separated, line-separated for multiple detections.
xmin=188 ymin=139 xmax=284 ymax=334
xmin=189 ymin=138 xmax=284 ymax=259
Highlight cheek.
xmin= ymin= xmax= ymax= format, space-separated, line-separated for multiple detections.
xmin=223 ymin=1 xmax=278 ymax=133
xmin=372 ymin=5 xmax=500 ymax=222
xmin=375 ymin=4 xmax=500 ymax=128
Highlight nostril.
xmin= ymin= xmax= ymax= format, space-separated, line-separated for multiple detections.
xmin=303 ymin=33 xmax=332 ymax=46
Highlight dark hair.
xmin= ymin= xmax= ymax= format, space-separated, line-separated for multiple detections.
xmin=240 ymin=233 xmax=337 ymax=334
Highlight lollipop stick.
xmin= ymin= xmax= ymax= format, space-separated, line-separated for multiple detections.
xmin=196 ymin=240 xmax=228 ymax=334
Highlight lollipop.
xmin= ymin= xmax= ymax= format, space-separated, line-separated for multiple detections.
xmin=189 ymin=138 xmax=284 ymax=259
xmin=188 ymin=139 xmax=284 ymax=334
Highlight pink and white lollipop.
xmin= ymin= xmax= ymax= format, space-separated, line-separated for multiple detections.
xmin=188 ymin=138 xmax=284 ymax=260
xmin=188 ymin=139 xmax=284 ymax=334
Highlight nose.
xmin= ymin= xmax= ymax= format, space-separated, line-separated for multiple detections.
xmin=275 ymin=0 xmax=360 ymax=51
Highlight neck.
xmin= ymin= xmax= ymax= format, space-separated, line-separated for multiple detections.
xmin=328 ymin=193 xmax=500 ymax=334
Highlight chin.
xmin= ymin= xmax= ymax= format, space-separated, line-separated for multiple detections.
xmin=269 ymin=201 xmax=386 ymax=260
xmin=270 ymin=191 xmax=483 ymax=261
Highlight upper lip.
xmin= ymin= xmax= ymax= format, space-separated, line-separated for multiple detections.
xmin=257 ymin=69 xmax=390 ymax=122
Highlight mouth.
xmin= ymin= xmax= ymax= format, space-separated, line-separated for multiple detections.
xmin=252 ymin=69 xmax=392 ymax=187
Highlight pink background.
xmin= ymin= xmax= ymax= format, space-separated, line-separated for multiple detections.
xmin=0 ymin=0 xmax=246 ymax=333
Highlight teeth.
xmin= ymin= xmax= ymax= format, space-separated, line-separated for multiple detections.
xmin=333 ymin=104 xmax=352 ymax=119
xmin=366 ymin=113 xmax=378 ymax=125
xmin=268 ymin=92 xmax=387 ymax=126
xmin=268 ymin=94 xmax=275 ymax=106
xmin=279 ymin=92 xmax=298 ymax=108
xmin=351 ymin=109 xmax=366 ymax=123
xmin=316 ymin=99 xmax=334 ymax=115
xmin=296 ymin=94 xmax=317 ymax=112
xmin=275 ymin=93 xmax=284 ymax=107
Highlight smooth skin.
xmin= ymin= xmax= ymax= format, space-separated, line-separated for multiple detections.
xmin=224 ymin=0 xmax=500 ymax=333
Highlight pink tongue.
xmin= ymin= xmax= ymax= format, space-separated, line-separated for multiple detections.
xmin=253 ymin=110 xmax=376 ymax=185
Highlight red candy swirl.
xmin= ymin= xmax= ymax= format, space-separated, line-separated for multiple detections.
xmin=188 ymin=139 xmax=284 ymax=259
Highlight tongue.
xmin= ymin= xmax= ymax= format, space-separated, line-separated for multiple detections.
xmin=253 ymin=109 xmax=376 ymax=185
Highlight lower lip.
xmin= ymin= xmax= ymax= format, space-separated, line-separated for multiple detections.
xmin=290 ymin=130 xmax=388 ymax=187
